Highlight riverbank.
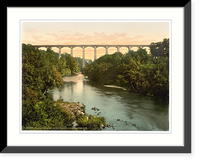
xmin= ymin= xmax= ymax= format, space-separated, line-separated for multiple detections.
xmin=65 ymin=73 xmax=128 ymax=91
xmin=54 ymin=99 xmax=106 ymax=130
xmin=55 ymin=99 xmax=87 ymax=119
xmin=62 ymin=72 xmax=87 ymax=82
xmin=23 ymin=99 xmax=107 ymax=131
xmin=104 ymin=85 xmax=127 ymax=90
xmin=50 ymin=73 xmax=169 ymax=131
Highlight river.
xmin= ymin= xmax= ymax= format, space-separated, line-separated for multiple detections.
xmin=51 ymin=73 xmax=169 ymax=131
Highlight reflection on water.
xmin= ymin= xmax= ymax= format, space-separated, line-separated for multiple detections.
xmin=51 ymin=73 xmax=169 ymax=131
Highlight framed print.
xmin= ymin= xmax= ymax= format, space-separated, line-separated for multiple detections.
xmin=2 ymin=2 xmax=191 ymax=153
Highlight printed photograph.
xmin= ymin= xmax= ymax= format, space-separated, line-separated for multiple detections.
xmin=21 ymin=21 xmax=169 ymax=131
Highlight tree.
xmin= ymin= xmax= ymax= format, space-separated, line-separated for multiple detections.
xmin=22 ymin=44 xmax=64 ymax=128
xmin=57 ymin=56 xmax=71 ymax=76
xmin=23 ymin=96 xmax=75 ymax=129
xmin=119 ymin=51 xmax=148 ymax=92
xmin=82 ymin=39 xmax=169 ymax=98
xmin=150 ymin=38 xmax=169 ymax=58
xmin=62 ymin=54 xmax=79 ymax=74
xmin=22 ymin=44 xmax=63 ymax=97
xmin=58 ymin=56 xmax=66 ymax=72
xmin=74 ymin=57 xmax=83 ymax=71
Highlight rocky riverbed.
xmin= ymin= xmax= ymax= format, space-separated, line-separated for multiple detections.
xmin=54 ymin=99 xmax=106 ymax=130
xmin=55 ymin=99 xmax=87 ymax=118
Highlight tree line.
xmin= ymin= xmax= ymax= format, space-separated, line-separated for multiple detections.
xmin=22 ymin=44 xmax=104 ymax=129
xmin=82 ymin=38 xmax=169 ymax=99
xmin=22 ymin=38 xmax=169 ymax=129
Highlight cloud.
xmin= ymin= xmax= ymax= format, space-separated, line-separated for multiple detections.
xmin=114 ymin=32 xmax=127 ymax=37
xmin=22 ymin=27 xmax=38 ymax=34
xmin=23 ymin=28 xmax=132 ymax=45
xmin=23 ymin=29 xmax=156 ymax=46
xmin=91 ymin=32 xmax=130 ymax=44
xmin=74 ymin=32 xmax=85 ymax=36
xmin=134 ymin=35 xmax=146 ymax=39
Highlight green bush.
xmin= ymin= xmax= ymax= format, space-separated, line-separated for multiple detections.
xmin=99 ymin=116 xmax=106 ymax=126
xmin=76 ymin=114 xmax=88 ymax=127
xmin=82 ymin=39 xmax=169 ymax=98
xmin=22 ymin=44 xmax=77 ymax=129
xmin=22 ymin=96 xmax=75 ymax=129
xmin=87 ymin=115 xmax=106 ymax=130
xmin=76 ymin=114 xmax=106 ymax=130
xmin=61 ymin=68 xmax=71 ymax=76
xmin=57 ymin=104 xmax=75 ymax=126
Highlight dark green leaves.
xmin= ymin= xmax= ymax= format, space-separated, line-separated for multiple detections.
xmin=150 ymin=38 xmax=169 ymax=58
xmin=22 ymin=44 xmax=69 ymax=128
xmin=82 ymin=39 xmax=169 ymax=99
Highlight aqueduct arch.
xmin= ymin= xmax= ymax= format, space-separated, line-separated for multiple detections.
xmin=33 ymin=44 xmax=150 ymax=68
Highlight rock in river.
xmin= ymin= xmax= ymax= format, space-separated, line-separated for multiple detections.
xmin=77 ymin=102 xmax=85 ymax=108
xmin=91 ymin=107 xmax=97 ymax=111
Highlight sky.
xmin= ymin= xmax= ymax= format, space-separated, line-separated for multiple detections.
xmin=22 ymin=21 xmax=169 ymax=60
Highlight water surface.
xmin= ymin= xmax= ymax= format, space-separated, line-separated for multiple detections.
xmin=51 ymin=73 xmax=169 ymax=131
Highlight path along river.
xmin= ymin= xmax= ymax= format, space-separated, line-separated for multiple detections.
xmin=51 ymin=73 xmax=169 ymax=131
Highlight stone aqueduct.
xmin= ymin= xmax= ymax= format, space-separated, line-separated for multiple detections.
xmin=33 ymin=45 xmax=150 ymax=68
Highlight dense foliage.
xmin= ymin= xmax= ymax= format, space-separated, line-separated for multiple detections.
xmin=74 ymin=57 xmax=83 ymax=72
xmin=22 ymin=44 xmax=106 ymax=130
xmin=21 ymin=44 xmax=74 ymax=128
xmin=61 ymin=53 xmax=92 ymax=72
xmin=82 ymin=38 xmax=169 ymax=98
xmin=150 ymin=38 xmax=169 ymax=58
xmin=76 ymin=114 xmax=106 ymax=130
xmin=60 ymin=53 xmax=79 ymax=75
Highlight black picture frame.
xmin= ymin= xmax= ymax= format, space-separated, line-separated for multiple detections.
xmin=2 ymin=1 xmax=191 ymax=153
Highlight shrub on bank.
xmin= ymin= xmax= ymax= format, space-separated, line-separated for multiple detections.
xmin=76 ymin=114 xmax=88 ymax=127
xmin=87 ymin=115 xmax=106 ymax=130
xmin=61 ymin=68 xmax=71 ymax=76
xmin=76 ymin=114 xmax=106 ymax=130
xmin=82 ymin=39 xmax=169 ymax=99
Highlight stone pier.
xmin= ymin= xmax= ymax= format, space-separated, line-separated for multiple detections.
xmin=33 ymin=44 xmax=150 ymax=68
